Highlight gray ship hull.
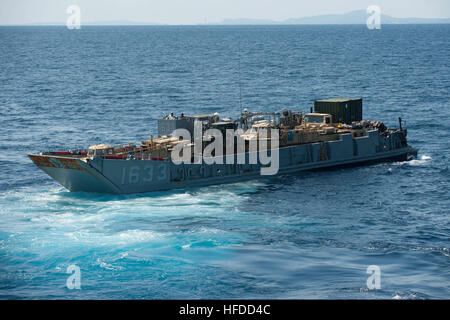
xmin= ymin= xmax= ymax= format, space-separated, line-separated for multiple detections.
xmin=29 ymin=130 xmax=418 ymax=194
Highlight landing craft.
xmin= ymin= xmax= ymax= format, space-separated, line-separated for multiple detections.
xmin=29 ymin=98 xmax=418 ymax=194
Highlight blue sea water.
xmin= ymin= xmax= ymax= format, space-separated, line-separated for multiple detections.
xmin=0 ymin=25 xmax=449 ymax=299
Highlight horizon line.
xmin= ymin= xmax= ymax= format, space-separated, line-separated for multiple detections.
xmin=1 ymin=23 xmax=450 ymax=27
xmin=2 ymin=9 xmax=450 ymax=27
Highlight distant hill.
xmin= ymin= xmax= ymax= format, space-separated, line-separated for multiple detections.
xmin=4 ymin=9 xmax=450 ymax=26
xmin=218 ymin=10 xmax=450 ymax=25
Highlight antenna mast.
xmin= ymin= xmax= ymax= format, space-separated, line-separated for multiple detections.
xmin=238 ymin=37 xmax=243 ymax=115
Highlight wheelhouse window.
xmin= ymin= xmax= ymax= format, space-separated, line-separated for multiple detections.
xmin=305 ymin=115 xmax=324 ymax=123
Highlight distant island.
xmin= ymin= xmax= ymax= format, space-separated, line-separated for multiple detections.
xmin=218 ymin=10 xmax=450 ymax=25
xmin=3 ymin=9 xmax=450 ymax=26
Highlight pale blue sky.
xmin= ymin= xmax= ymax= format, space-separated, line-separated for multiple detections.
xmin=1 ymin=0 xmax=450 ymax=25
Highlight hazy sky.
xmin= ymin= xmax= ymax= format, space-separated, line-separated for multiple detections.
xmin=1 ymin=0 xmax=450 ymax=25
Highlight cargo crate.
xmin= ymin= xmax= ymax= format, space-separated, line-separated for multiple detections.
xmin=314 ymin=98 xmax=362 ymax=124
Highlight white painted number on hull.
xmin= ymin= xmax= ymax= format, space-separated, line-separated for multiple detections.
xmin=143 ymin=166 xmax=153 ymax=183
xmin=121 ymin=164 xmax=167 ymax=184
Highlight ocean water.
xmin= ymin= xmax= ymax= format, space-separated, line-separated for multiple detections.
xmin=0 ymin=25 xmax=449 ymax=299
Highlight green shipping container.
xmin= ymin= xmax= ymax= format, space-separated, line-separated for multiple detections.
xmin=314 ymin=98 xmax=363 ymax=125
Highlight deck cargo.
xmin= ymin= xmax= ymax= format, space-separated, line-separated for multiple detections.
xmin=314 ymin=98 xmax=363 ymax=124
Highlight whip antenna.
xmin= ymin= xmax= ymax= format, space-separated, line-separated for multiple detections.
xmin=238 ymin=37 xmax=243 ymax=115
